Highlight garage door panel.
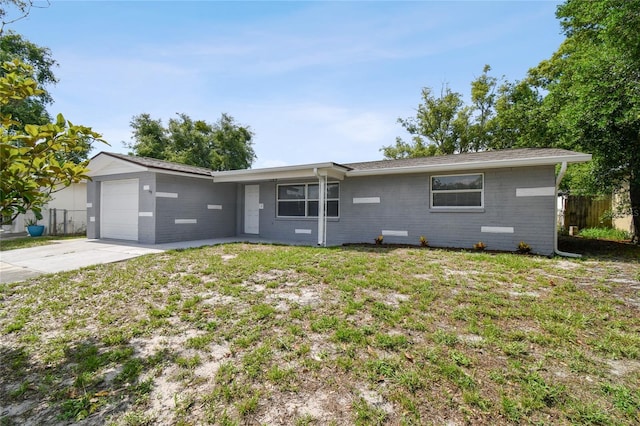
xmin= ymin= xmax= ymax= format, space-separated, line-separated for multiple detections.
xmin=101 ymin=179 xmax=139 ymax=241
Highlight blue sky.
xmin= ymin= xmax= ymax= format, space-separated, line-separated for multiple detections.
xmin=13 ymin=0 xmax=564 ymax=168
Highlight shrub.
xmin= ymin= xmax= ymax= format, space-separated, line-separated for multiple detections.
xmin=517 ymin=241 xmax=532 ymax=254
xmin=473 ymin=241 xmax=486 ymax=251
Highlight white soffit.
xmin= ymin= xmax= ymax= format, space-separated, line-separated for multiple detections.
xmin=213 ymin=163 xmax=348 ymax=183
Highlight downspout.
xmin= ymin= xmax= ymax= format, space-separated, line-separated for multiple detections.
xmin=314 ymin=168 xmax=326 ymax=246
xmin=554 ymin=162 xmax=581 ymax=258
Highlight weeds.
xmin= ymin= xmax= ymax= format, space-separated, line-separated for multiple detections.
xmin=1 ymin=243 xmax=638 ymax=424
xmin=578 ymin=227 xmax=631 ymax=241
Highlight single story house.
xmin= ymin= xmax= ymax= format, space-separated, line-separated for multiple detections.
xmin=86 ymin=148 xmax=591 ymax=255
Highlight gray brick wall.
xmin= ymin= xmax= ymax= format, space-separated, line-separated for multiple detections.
xmin=255 ymin=182 xmax=320 ymax=244
xmin=242 ymin=166 xmax=556 ymax=255
xmin=331 ymin=166 xmax=556 ymax=254
xmin=154 ymin=175 xmax=236 ymax=243
xmin=86 ymin=172 xmax=156 ymax=243
xmin=89 ymin=165 xmax=557 ymax=255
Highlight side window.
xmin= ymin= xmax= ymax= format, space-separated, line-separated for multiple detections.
xmin=277 ymin=183 xmax=340 ymax=217
xmin=431 ymin=174 xmax=483 ymax=208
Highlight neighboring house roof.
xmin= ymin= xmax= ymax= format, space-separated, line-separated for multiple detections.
xmin=89 ymin=148 xmax=592 ymax=181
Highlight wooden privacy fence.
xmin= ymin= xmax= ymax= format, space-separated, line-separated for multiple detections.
xmin=563 ymin=195 xmax=612 ymax=230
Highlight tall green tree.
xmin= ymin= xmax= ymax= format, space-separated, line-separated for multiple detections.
xmin=491 ymin=80 xmax=547 ymax=149
xmin=382 ymin=66 xmax=499 ymax=159
xmin=468 ymin=64 xmax=498 ymax=152
xmin=0 ymin=31 xmax=57 ymax=126
xmin=126 ymin=112 xmax=256 ymax=171
xmin=0 ymin=60 xmax=104 ymax=225
xmin=0 ymin=31 xmax=95 ymax=163
xmin=382 ymin=85 xmax=464 ymax=158
xmin=127 ymin=113 xmax=167 ymax=160
xmin=525 ymin=0 xmax=640 ymax=242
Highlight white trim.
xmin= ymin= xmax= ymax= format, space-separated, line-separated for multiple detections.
xmin=89 ymin=216 xmax=95 ymax=222
xmin=86 ymin=202 xmax=93 ymax=208
xmin=149 ymin=169 xmax=213 ymax=180
xmin=382 ymin=230 xmax=408 ymax=237
xmin=346 ymin=153 xmax=592 ymax=177
xmin=214 ymin=162 xmax=349 ymax=183
xmin=88 ymin=153 xmax=214 ymax=180
xmin=295 ymin=229 xmax=312 ymax=234
xmin=156 ymin=192 xmax=178 ymax=198
xmin=86 ymin=155 xmax=147 ymax=177
xmin=276 ymin=182 xmax=340 ymax=218
xmin=353 ymin=197 xmax=380 ymax=204
xmin=431 ymin=173 xmax=484 ymax=209
xmin=481 ymin=226 xmax=514 ymax=234
xmin=100 ymin=178 xmax=139 ymax=241
xmin=516 ymin=187 xmax=555 ymax=197
xmin=138 ymin=212 xmax=153 ymax=217
xmin=244 ymin=185 xmax=260 ymax=234
xmin=175 ymin=219 xmax=197 ymax=224
xmin=207 ymin=204 xmax=223 ymax=210
xmin=316 ymin=171 xmax=326 ymax=246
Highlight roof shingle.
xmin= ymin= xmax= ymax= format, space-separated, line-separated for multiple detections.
xmin=343 ymin=148 xmax=587 ymax=171
xmin=100 ymin=152 xmax=214 ymax=177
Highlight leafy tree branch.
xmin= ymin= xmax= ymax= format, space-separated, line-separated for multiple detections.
xmin=0 ymin=60 xmax=105 ymax=225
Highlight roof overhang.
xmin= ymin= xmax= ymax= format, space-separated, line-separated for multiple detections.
xmin=345 ymin=153 xmax=593 ymax=177
xmin=213 ymin=162 xmax=350 ymax=183
xmin=87 ymin=152 xmax=214 ymax=180
xmin=86 ymin=153 xmax=148 ymax=177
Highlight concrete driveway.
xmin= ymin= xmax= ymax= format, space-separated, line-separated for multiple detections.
xmin=0 ymin=239 xmax=167 ymax=284
xmin=0 ymin=237 xmax=272 ymax=284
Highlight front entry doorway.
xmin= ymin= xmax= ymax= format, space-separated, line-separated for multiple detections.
xmin=244 ymin=185 xmax=259 ymax=234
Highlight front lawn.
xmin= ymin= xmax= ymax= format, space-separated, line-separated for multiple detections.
xmin=0 ymin=235 xmax=85 ymax=251
xmin=1 ymin=242 xmax=638 ymax=425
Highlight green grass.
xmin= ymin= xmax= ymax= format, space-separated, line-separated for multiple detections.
xmin=1 ymin=242 xmax=638 ymax=425
xmin=0 ymin=234 xmax=85 ymax=251
xmin=578 ymin=227 xmax=631 ymax=241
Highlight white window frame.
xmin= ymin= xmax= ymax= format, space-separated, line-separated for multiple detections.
xmin=430 ymin=173 xmax=484 ymax=209
xmin=277 ymin=182 xmax=340 ymax=218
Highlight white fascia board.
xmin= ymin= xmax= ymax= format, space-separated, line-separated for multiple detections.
xmin=318 ymin=168 xmax=347 ymax=181
xmin=87 ymin=154 xmax=148 ymax=177
xmin=149 ymin=168 xmax=214 ymax=180
xmin=213 ymin=163 xmax=348 ymax=183
xmin=345 ymin=154 xmax=593 ymax=177
xmin=87 ymin=153 xmax=214 ymax=180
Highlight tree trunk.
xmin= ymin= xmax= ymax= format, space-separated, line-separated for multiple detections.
xmin=630 ymin=179 xmax=640 ymax=244
xmin=629 ymin=133 xmax=640 ymax=244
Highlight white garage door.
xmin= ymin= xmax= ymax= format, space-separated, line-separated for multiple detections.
xmin=101 ymin=179 xmax=139 ymax=241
